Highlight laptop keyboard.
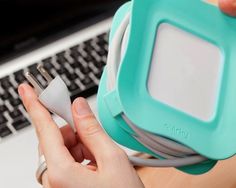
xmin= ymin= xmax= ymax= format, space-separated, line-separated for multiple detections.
xmin=0 ymin=32 xmax=109 ymax=139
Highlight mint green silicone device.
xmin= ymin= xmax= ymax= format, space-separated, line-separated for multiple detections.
xmin=97 ymin=0 xmax=236 ymax=174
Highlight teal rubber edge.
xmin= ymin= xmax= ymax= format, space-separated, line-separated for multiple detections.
xmin=117 ymin=0 xmax=236 ymax=160
xmin=98 ymin=69 xmax=217 ymax=174
xmin=97 ymin=1 xmax=217 ymax=174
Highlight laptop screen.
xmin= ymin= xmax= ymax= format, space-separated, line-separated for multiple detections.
xmin=0 ymin=0 xmax=126 ymax=62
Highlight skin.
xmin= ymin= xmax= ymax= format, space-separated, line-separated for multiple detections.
xmin=18 ymin=83 xmax=144 ymax=188
xmin=17 ymin=2 xmax=235 ymax=188
xmin=219 ymin=0 xmax=236 ymax=16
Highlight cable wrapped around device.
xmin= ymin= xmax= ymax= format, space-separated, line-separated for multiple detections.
xmin=106 ymin=13 xmax=208 ymax=167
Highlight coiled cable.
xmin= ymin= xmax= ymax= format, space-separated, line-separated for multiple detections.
xmin=106 ymin=13 xmax=208 ymax=167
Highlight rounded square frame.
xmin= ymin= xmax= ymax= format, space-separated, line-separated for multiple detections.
xmin=97 ymin=0 xmax=236 ymax=174
xmin=117 ymin=0 xmax=236 ymax=160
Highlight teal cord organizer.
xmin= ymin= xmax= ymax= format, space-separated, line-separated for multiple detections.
xmin=97 ymin=0 xmax=236 ymax=174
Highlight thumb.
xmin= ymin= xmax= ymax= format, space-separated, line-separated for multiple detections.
xmin=72 ymin=97 xmax=120 ymax=166
xmin=219 ymin=0 xmax=236 ymax=17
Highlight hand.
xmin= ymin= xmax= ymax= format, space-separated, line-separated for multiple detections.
xmin=219 ymin=0 xmax=236 ymax=16
xmin=18 ymin=83 xmax=144 ymax=188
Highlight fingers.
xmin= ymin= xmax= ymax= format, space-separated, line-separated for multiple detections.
xmin=70 ymin=143 xmax=96 ymax=163
xmin=18 ymin=83 xmax=74 ymax=166
xmin=42 ymin=171 xmax=51 ymax=188
xmin=60 ymin=125 xmax=77 ymax=148
xmin=72 ymin=97 xmax=122 ymax=166
xmin=38 ymin=145 xmax=51 ymax=188
xmin=60 ymin=125 xmax=96 ymax=162
xmin=86 ymin=164 xmax=97 ymax=171
xmin=219 ymin=0 xmax=236 ymax=16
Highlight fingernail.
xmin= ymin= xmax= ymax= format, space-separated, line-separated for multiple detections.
xmin=18 ymin=85 xmax=25 ymax=97
xmin=76 ymin=98 xmax=92 ymax=117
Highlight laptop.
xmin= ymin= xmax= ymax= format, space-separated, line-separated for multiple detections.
xmin=0 ymin=1 xmax=136 ymax=187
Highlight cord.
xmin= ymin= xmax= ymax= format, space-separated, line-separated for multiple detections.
xmin=106 ymin=13 xmax=208 ymax=167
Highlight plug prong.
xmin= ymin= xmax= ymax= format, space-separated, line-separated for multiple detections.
xmin=37 ymin=64 xmax=53 ymax=83
xmin=25 ymin=72 xmax=44 ymax=95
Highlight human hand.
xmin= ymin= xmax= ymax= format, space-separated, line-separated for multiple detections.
xmin=219 ymin=0 xmax=236 ymax=16
xmin=18 ymin=83 xmax=144 ymax=188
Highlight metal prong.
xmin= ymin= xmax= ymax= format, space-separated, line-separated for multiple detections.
xmin=25 ymin=72 xmax=44 ymax=95
xmin=37 ymin=64 xmax=53 ymax=83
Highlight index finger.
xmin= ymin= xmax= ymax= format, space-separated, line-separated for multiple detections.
xmin=18 ymin=83 xmax=74 ymax=167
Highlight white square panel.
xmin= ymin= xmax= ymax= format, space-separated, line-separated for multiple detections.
xmin=148 ymin=23 xmax=222 ymax=121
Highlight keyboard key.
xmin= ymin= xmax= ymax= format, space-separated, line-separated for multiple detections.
xmin=97 ymin=39 xmax=107 ymax=47
xmin=42 ymin=57 xmax=52 ymax=64
xmin=28 ymin=64 xmax=39 ymax=75
xmin=97 ymin=33 xmax=106 ymax=40
xmin=88 ymin=63 xmax=99 ymax=74
xmin=95 ymin=71 xmax=103 ymax=79
xmin=84 ymin=44 xmax=94 ymax=53
xmin=84 ymin=39 xmax=93 ymax=46
xmin=65 ymin=72 xmax=77 ymax=81
xmin=0 ymin=31 xmax=109 ymax=137
xmin=70 ymin=50 xmax=80 ymax=59
xmin=80 ymin=66 xmax=91 ymax=74
xmin=0 ymin=76 xmax=12 ymax=89
xmin=9 ymin=98 xmax=21 ymax=107
xmin=14 ymin=88 xmax=20 ymax=96
xmin=82 ymin=76 xmax=93 ymax=85
xmin=14 ymin=70 xmax=26 ymax=83
xmin=57 ymin=66 xmax=67 ymax=74
xmin=94 ymin=61 xmax=104 ymax=69
xmin=42 ymin=59 xmax=53 ymax=70
xmin=12 ymin=118 xmax=30 ymax=130
xmin=56 ymin=51 xmax=66 ymax=57
xmin=71 ymin=85 xmax=98 ymax=102
xmin=56 ymin=51 xmax=67 ymax=64
xmin=68 ymin=82 xmax=79 ymax=92
xmin=84 ymin=54 xmax=95 ymax=63
xmin=9 ymin=109 xmax=22 ymax=119
xmin=0 ymin=124 xmax=12 ymax=138
xmin=0 ymin=115 xmax=7 ymax=125
xmin=97 ymin=48 xmax=107 ymax=57
xmin=71 ymin=62 xmax=81 ymax=69
xmin=70 ymin=45 xmax=79 ymax=52
xmin=1 ymin=92 xmax=11 ymax=100
xmin=0 ymin=105 xmax=7 ymax=113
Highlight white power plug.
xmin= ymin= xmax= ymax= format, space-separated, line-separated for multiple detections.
xmin=25 ymin=65 xmax=75 ymax=131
